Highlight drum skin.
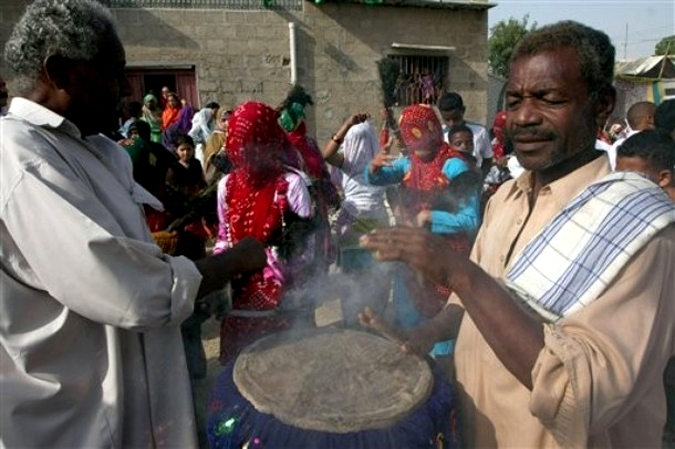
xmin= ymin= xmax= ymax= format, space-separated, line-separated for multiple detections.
xmin=207 ymin=328 xmax=461 ymax=448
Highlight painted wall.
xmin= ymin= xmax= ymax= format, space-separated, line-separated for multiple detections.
xmin=0 ymin=1 xmax=489 ymax=141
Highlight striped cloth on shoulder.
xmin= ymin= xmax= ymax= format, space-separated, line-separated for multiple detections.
xmin=506 ymin=171 xmax=675 ymax=321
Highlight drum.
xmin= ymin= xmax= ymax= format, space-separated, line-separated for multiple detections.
xmin=207 ymin=328 xmax=460 ymax=448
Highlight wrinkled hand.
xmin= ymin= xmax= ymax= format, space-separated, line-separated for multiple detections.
xmin=231 ymin=236 xmax=266 ymax=273
xmin=360 ymin=226 xmax=466 ymax=287
xmin=358 ymin=306 xmax=437 ymax=357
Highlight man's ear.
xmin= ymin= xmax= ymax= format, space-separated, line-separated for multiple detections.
xmin=657 ymin=169 xmax=673 ymax=189
xmin=43 ymin=54 xmax=74 ymax=90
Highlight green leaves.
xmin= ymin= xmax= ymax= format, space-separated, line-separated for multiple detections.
xmin=488 ymin=15 xmax=537 ymax=79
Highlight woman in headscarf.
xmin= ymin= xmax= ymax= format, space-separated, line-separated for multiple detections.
xmin=162 ymin=99 xmax=194 ymax=152
xmin=364 ymin=103 xmax=482 ymax=358
xmin=278 ymin=87 xmax=340 ymax=275
xmin=161 ymin=92 xmax=182 ymax=130
xmin=188 ymin=102 xmax=220 ymax=165
xmin=140 ymin=93 xmax=163 ymax=143
xmin=213 ymin=101 xmax=314 ymax=364
xmin=322 ymin=112 xmax=388 ymax=272
xmin=483 ymin=110 xmax=513 ymax=205
xmin=203 ymin=108 xmax=233 ymax=184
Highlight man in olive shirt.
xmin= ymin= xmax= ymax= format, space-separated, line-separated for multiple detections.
xmin=361 ymin=21 xmax=675 ymax=447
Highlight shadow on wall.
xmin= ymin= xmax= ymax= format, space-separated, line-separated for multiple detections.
xmin=113 ymin=8 xmax=200 ymax=50
xmin=270 ymin=8 xmax=319 ymax=134
xmin=324 ymin=42 xmax=361 ymax=78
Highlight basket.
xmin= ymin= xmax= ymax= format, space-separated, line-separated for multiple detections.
xmin=152 ymin=230 xmax=179 ymax=255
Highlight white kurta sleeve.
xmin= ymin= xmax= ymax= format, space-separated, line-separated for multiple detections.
xmin=2 ymin=161 xmax=201 ymax=330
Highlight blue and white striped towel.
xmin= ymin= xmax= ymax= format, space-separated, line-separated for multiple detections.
xmin=506 ymin=172 xmax=675 ymax=321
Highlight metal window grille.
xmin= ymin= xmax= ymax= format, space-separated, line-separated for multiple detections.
xmin=99 ymin=0 xmax=302 ymax=10
xmin=387 ymin=54 xmax=449 ymax=107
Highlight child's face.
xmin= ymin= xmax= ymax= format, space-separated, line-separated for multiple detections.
xmin=440 ymin=108 xmax=464 ymax=128
xmin=450 ymin=131 xmax=474 ymax=154
xmin=176 ymin=143 xmax=195 ymax=163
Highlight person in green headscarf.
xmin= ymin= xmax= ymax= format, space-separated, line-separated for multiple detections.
xmin=278 ymin=85 xmax=340 ymax=275
xmin=141 ymin=93 xmax=163 ymax=144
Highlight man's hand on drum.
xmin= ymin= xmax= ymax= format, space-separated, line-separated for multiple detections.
xmin=358 ymin=306 xmax=438 ymax=357
xmin=359 ymin=226 xmax=466 ymax=287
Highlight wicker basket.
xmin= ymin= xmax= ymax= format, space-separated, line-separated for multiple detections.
xmin=152 ymin=230 xmax=179 ymax=255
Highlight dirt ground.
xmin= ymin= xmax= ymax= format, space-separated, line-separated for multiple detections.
xmin=191 ymin=317 xmax=224 ymax=449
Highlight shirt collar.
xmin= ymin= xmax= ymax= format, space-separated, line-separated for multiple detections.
xmin=8 ymin=97 xmax=82 ymax=138
xmin=505 ymin=153 xmax=612 ymax=210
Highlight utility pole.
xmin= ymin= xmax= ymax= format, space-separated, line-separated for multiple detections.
xmin=623 ymin=23 xmax=628 ymax=59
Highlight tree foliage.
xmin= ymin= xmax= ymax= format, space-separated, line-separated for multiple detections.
xmin=488 ymin=15 xmax=538 ymax=79
xmin=655 ymin=35 xmax=675 ymax=55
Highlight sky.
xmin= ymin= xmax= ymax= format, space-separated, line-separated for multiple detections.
xmin=487 ymin=0 xmax=675 ymax=59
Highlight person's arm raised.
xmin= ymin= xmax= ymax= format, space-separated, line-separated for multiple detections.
xmin=360 ymin=227 xmax=545 ymax=389
xmin=322 ymin=111 xmax=370 ymax=167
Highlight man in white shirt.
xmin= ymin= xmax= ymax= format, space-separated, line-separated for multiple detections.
xmin=438 ymin=92 xmax=493 ymax=175
xmin=0 ymin=1 xmax=265 ymax=447
xmin=607 ymin=101 xmax=656 ymax=169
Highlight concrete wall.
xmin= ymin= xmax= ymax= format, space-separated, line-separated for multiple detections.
xmin=0 ymin=1 xmax=489 ymax=141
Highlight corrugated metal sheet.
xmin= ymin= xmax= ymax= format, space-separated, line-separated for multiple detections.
xmin=615 ymin=56 xmax=675 ymax=79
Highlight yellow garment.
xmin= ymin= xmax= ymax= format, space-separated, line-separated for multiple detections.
xmin=452 ymin=155 xmax=675 ymax=447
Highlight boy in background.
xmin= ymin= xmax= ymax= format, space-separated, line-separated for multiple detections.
xmin=616 ymin=128 xmax=675 ymax=201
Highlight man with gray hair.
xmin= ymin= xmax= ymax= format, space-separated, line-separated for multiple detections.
xmin=361 ymin=20 xmax=675 ymax=447
xmin=0 ymin=1 xmax=265 ymax=447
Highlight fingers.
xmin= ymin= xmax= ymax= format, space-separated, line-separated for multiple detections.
xmin=358 ymin=306 xmax=407 ymax=345
xmin=349 ymin=111 xmax=370 ymax=125
xmin=382 ymin=136 xmax=394 ymax=155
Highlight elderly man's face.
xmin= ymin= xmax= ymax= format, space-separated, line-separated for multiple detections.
xmin=504 ymin=47 xmax=598 ymax=172
xmin=65 ymin=34 xmax=131 ymax=135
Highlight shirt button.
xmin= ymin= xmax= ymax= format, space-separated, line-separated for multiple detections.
xmin=500 ymin=255 xmax=505 ymax=262
xmin=516 ymin=219 xmax=523 ymax=225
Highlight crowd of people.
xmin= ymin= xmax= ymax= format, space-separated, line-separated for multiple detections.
xmin=1 ymin=0 xmax=674 ymax=447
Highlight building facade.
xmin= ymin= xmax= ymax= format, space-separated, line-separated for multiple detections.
xmin=0 ymin=0 xmax=492 ymax=141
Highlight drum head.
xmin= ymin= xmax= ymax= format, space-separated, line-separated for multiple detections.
xmin=233 ymin=328 xmax=433 ymax=433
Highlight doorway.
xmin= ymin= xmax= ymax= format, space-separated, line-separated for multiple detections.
xmin=125 ymin=67 xmax=198 ymax=108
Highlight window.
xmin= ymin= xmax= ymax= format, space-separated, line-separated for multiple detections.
xmin=387 ymin=54 xmax=449 ymax=107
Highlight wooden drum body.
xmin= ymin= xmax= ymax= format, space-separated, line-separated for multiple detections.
xmin=207 ymin=328 xmax=460 ymax=448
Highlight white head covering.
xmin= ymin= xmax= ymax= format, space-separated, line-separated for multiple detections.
xmin=338 ymin=121 xmax=385 ymax=216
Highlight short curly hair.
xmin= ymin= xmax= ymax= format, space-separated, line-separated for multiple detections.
xmin=510 ymin=21 xmax=615 ymax=103
xmin=618 ymin=129 xmax=675 ymax=172
xmin=4 ymin=0 xmax=116 ymax=95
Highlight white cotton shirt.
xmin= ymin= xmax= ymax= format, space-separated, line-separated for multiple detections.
xmin=444 ymin=121 xmax=493 ymax=167
xmin=337 ymin=122 xmax=386 ymax=218
xmin=0 ymin=98 xmax=202 ymax=448
xmin=608 ymin=129 xmax=641 ymax=171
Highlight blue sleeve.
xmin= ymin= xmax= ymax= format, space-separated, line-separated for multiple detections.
xmin=430 ymin=158 xmax=481 ymax=239
xmin=442 ymin=157 xmax=471 ymax=179
xmin=363 ymin=157 xmax=410 ymax=186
